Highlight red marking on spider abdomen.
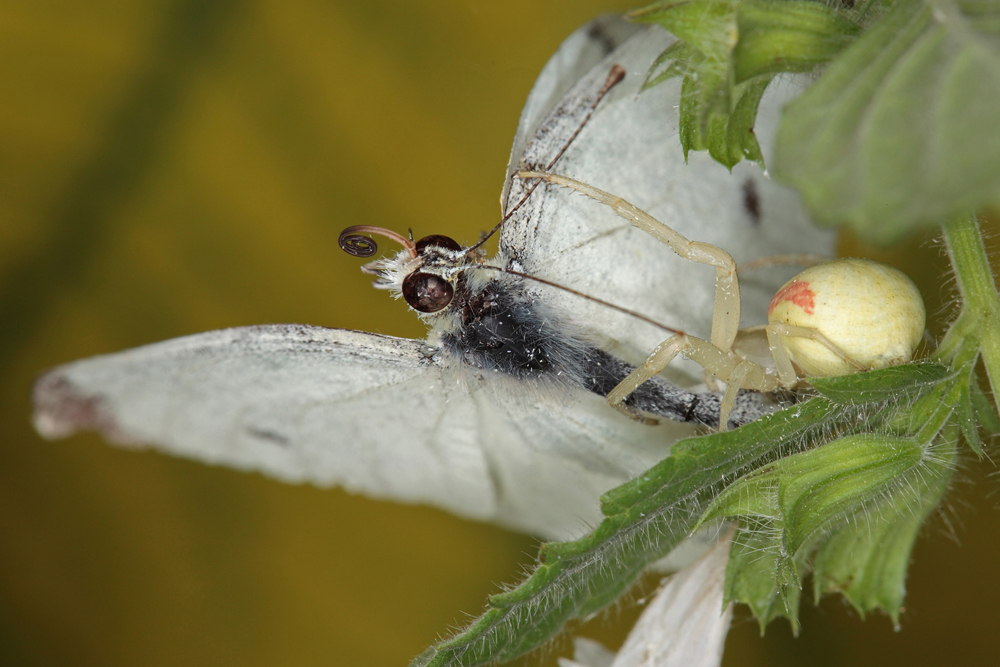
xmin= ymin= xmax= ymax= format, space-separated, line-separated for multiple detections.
xmin=769 ymin=279 xmax=815 ymax=315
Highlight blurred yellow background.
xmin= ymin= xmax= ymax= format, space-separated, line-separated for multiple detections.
xmin=2 ymin=2 xmax=998 ymax=666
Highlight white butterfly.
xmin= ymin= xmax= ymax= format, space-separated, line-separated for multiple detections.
xmin=32 ymin=18 xmax=832 ymax=545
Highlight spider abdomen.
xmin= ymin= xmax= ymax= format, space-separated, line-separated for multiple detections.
xmin=768 ymin=258 xmax=926 ymax=377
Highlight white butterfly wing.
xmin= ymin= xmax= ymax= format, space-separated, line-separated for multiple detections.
xmin=33 ymin=326 xmax=494 ymax=516
xmin=33 ymin=324 xmax=690 ymax=540
xmin=501 ymin=23 xmax=835 ymax=364
xmin=501 ymin=15 xmax=642 ymax=209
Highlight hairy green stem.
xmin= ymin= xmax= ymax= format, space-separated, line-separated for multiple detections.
xmin=940 ymin=215 xmax=1000 ymax=414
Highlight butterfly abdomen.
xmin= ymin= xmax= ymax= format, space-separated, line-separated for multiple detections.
xmin=437 ymin=277 xmax=772 ymax=428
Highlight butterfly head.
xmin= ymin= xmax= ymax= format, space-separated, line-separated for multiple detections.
xmin=339 ymin=226 xmax=480 ymax=315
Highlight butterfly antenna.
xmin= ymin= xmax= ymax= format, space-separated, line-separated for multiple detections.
xmin=472 ymin=263 xmax=685 ymax=336
xmin=463 ymin=65 xmax=627 ymax=256
xmin=339 ymin=225 xmax=417 ymax=259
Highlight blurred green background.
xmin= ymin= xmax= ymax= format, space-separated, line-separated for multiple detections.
xmin=2 ymin=2 xmax=998 ymax=666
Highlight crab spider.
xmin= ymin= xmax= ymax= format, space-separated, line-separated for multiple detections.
xmin=518 ymin=171 xmax=926 ymax=430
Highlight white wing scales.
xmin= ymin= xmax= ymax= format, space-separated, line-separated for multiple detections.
xmin=467 ymin=380 xmax=695 ymax=538
xmin=33 ymin=325 xmax=692 ymax=539
xmin=501 ymin=15 xmax=642 ymax=208
xmin=34 ymin=326 xmax=494 ymax=521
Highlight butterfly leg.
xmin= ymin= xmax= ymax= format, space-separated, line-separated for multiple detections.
xmin=518 ymin=171 xmax=741 ymax=354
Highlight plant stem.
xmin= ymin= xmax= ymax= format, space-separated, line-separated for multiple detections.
xmin=940 ymin=214 xmax=1000 ymax=414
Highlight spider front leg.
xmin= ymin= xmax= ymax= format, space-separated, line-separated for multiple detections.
xmin=608 ymin=334 xmax=778 ymax=430
xmin=518 ymin=171 xmax=742 ymax=354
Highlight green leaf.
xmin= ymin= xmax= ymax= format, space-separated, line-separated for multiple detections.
xmin=809 ymin=362 xmax=952 ymax=405
xmin=412 ymin=361 xmax=952 ymax=667
xmin=773 ymin=0 xmax=1000 ymax=245
xmin=813 ymin=432 xmax=957 ymax=624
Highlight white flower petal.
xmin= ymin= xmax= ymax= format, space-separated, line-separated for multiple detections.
xmin=611 ymin=530 xmax=734 ymax=667
xmin=558 ymin=637 xmax=616 ymax=667
xmin=567 ymin=530 xmax=734 ymax=667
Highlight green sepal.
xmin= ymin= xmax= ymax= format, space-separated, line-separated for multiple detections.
xmin=956 ymin=363 xmax=985 ymax=456
xmin=700 ymin=434 xmax=924 ymax=558
xmin=640 ymin=40 xmax=700 ymax=90
xmin=725 ymin=529 xmax=803 ymax=634
xmin=709 ymin=75 xmax=771 ymax=167
xmin=632 ymin=0 xmax=746 ymax=167
xmin=732 ymin=0 xmax=860 ymax=82
xmin=713 ymin=427 xmax=953 ymax=632
xmin=812 ymin=432 xmax=957 ymax=625
xmin=631 ymin=0 xmax=739 ymax=58
xmin=633 ymin=0 xmax=860 ymax=169
xmin=695 ymin=464 xmax=779 ymax=525
xmin=777 ymin=434 xmax=923 ymax=557
xmin=677 ymin=63 xmax=721 ymax=157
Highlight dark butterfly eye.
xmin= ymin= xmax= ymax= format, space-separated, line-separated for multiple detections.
xmin=415 ymin=234 xmax=462 ymax=254
xmin=402 ymin=272 xmax=454 ymax=313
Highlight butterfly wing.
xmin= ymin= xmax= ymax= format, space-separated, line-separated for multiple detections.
xmin=501 ymin=23 xmax=835 ymax=366
xmin=33 ymin=325 xmax=496 ymax=517
xmin=33 ymin=324 xmax=690 ymax=539
xmin=501 ymin=15 xmax=642 ymax=209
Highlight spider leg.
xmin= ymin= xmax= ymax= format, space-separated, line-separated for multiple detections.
xmin=607 ymin=335 xmax=689 ymax=418
xmin=519 ymin=171 xmax=742 ymax=352
xmin=767 ymin=322 xmax=867 ymax=387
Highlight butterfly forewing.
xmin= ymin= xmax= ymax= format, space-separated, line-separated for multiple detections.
xmin=33 ymin=324 xmax=694 ymax=539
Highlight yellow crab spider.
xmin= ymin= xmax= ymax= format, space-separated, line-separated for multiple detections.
xmin=518 ymin=170 xmax=926 ymax=430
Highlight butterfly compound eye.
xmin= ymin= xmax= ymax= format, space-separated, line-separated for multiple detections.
xmin=402 ymin=272 xmax=454 ymax=313
xmin=415 ymin=235 xmax=462 ymax=253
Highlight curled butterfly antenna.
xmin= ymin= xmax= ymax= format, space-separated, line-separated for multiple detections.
xmin=339 ymin=225 xmax=417 ymax=259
